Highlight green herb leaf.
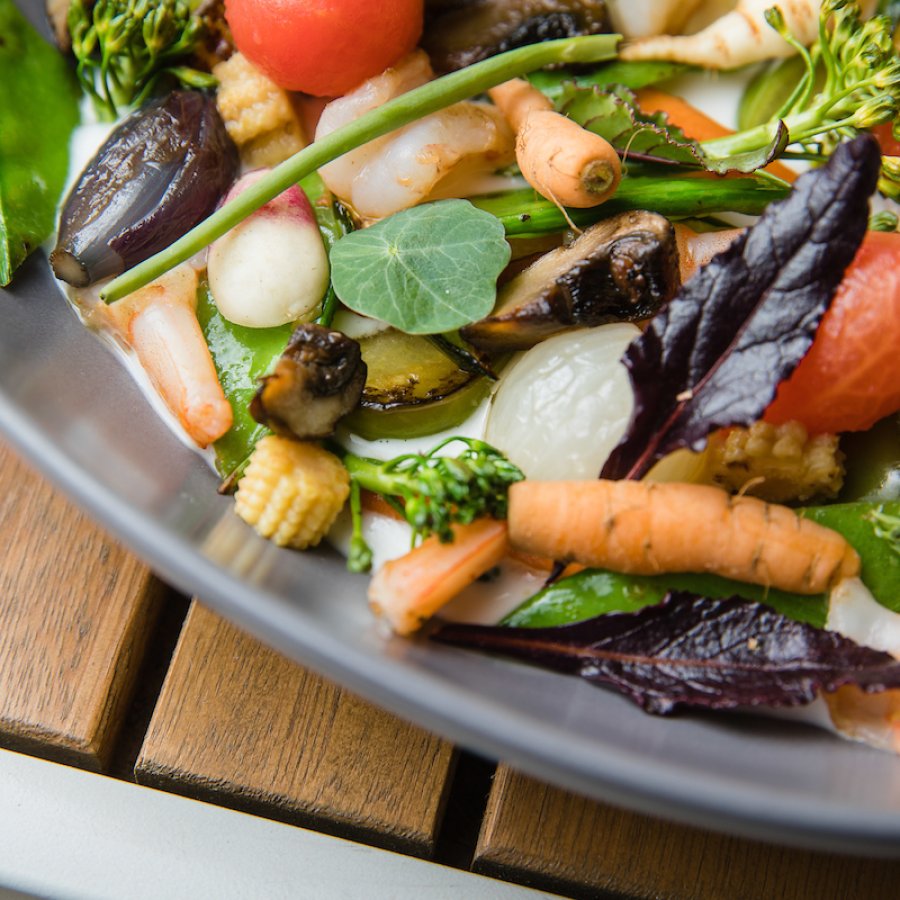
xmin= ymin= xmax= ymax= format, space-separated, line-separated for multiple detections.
xmin=502 ymin=569 xmax=828 ymax=630
xmin=561 ymin=83 xmax=789 ymax=175
xmin=196 ymin=281 xmax=293 ymax=479
xmin=0 ymin=0 xmax=80 ymax=285
xmin=561 ymin=83 xmax=704 ymax=168
xmin=330 ymin=200 xmax=510 ymax=335
xmin=800 ymin=501 xmax=900 ymax=613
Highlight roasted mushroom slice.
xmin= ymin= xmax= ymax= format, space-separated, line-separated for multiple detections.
xmin=250 ymin=324 xmax=366 ymax=440
xmin=461 ymin=210 xmax=678 ymax=353
xmin=423 ymin=0 xmax=611 ymax=74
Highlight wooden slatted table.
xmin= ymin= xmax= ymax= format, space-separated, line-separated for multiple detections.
xmin=3 ymin=439 xmax=900 ymax=898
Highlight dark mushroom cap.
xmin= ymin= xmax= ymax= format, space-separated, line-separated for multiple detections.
xmin=250 ymin=323 xmax=367 ymax=440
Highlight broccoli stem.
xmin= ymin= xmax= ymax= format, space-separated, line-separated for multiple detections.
xmin=101 ymin=34 xmax=620 ymax=303
xmin=343 ymin=454 xmax=409 ymax=499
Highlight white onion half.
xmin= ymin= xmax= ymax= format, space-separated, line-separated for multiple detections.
xmin=485 ymin=324 xmax=638 ymax=481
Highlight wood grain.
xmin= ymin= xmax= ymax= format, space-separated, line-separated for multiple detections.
xmin=0 ymin=443 xmax=165 ymax=770
xmin=475 ymin=766 xmax=900 ymax=900
xmin=136 ymin=602 xmax=456 ymax=857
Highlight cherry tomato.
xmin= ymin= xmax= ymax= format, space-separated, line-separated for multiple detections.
xmin=224 ymin=0 xmax=424 ymax=97
xmin=872 ymin=122 xmax=900 ymax=157
xmin=765 ymin=231 xmax=900 ymax=434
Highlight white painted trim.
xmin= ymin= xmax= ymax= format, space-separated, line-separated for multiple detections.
xmin=0 ymin=749 xmax=554 ymax=899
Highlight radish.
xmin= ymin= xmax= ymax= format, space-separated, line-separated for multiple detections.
xmin=207 ymin=169 xmax=330 ymax=328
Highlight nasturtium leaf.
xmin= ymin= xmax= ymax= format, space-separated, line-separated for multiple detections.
xmin=602 ymin=135 xmax=880 ymax=481
xmin=330 ymin=200 xmax=511 ymax=335
xmin=435 ymin=592 xmax=900 ymax=715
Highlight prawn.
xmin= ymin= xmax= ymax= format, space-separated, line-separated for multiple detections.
xmin=101 ymin=264 xmax=233 ymax=448
xmin=369 ymin=519 xmax=509 ymax=635
xmin=316 ymin=51 xmax=515 ymax=219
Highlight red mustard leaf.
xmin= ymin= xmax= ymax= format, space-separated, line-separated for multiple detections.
xmin=432 ymin=592 xmax=900 ymax=715
xmin=601 ymin=135 xmax=881 ymax=481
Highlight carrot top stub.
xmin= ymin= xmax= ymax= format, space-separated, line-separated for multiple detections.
xmin=507 ymin=480 xmax=860 ymax=595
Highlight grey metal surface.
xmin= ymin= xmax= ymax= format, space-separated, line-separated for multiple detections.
xmin=6 ymin=248 xmax=900 ymax=858
xmin=6 ymin=0 xmax=900 ymax=851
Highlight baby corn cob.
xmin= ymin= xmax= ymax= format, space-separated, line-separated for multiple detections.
xmin=235 ymin=436 xmax=349 ymax=548
xmin=214 ymin=52 xmax=306 ymax=168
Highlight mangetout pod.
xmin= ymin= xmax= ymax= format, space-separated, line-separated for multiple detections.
xmin=51 ymin=91 xmax=239 ymax=287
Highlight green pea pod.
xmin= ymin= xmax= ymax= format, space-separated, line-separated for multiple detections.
xmin=801 ymin=501 xmax=900 ymax=613
xmin=737 ymin=56 xmax=807 ymax=131
xmin=0 ymin=0 xmax=80 ymax=285
xmin=197 ymin=282 xmax=293 ymax=479
xmin=472 ymin=175 xmax=789 ymax=239
xmin=839 ymin=415 xmax=900 ymax=503
xmin=503 ymin=501 xmax=900 ymax=629
xmin=301 ymin=172 xmax=354 ymax=328
xmin=529 ymin=60 xmax=693 ymax=107
xmin=503 ymin=570 xmax=828 ymax=630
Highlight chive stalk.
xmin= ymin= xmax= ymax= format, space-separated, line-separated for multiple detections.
xmin=101 ymin=34 xmax=620 ymax=303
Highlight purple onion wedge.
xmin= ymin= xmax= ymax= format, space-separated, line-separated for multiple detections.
xmin=51 ymin=91 xmax=239 ymax=288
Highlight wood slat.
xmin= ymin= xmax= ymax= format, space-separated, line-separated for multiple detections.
xmin=475 ymin=766 xmax=900 ymax=900
xmin=136 ymin=602 xmax=456 ymax=857
xmin=0 ymin=443 xmax=165 ymax=771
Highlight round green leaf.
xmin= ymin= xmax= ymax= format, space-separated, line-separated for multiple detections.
xmin=330 ymin=199 xmax=511 ymax=334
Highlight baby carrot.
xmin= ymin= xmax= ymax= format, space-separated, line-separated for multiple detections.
xmin=507 ymin=480 xmax=860 ymax=595
xmin=368 ymin=519 xmax=509 ymax=635
xmin=489 ymin=78 xmax=621 ymax=208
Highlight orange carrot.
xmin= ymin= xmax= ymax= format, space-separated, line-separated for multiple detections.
xmin=368 ymin=519 xmax=509 ymax=635
xmin=635 ymin=88 xmax=798 ymax=184
xmin=507 ymin=480 xmax=860 ymax=595
xmin=489 ymin=78 xmax=622 ymax=209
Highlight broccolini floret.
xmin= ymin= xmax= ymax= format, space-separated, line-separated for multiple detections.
xmin=704 ymin=1 xmax=900 ymax=195
xmin=69 ymin=0 xmax=216 ymax=119
xmin=342 ymin=437 xmax=524 ymax=573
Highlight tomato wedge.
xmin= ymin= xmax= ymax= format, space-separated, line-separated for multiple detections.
xmin=224 ymin=0 xmax=424 ymax=97
xmin=765 ymin=230 xmax=900 ymax=434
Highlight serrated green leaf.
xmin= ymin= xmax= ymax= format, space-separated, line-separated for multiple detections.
xmin=562 ymin=83 xmax=704 ymax=168
xmin=330 ymin=200 xmax=510 ymax=335
xmin=561 ymin=83 xmax=789 ymax=176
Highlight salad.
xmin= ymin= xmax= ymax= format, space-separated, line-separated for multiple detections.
xmin=4 ymin=0 xmax=900 ymax=753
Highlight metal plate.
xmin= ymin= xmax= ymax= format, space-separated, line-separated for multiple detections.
xmin=6 ymin=5 xmax=900 ymax=856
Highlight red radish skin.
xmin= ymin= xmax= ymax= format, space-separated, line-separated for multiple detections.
xmin=207 ymin=170 xmax=330 ymax=328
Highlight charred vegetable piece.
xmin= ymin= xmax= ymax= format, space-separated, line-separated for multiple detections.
xmin=51 ymin=90 xmax=238 ymax=288
xmin=461 ymin=210 xmax=677 ymax=353
xmin=423 ymin=0 xmax=611 ymax=73
xmin=345 ymin=329 xmax=489 ymax=440
xmin=250 ymin=323 xmax=366 ymax=441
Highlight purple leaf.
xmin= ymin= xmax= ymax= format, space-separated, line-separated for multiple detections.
xmin=601 ymin=135 xmax=881 ymax=481
xmin=432 ymin=592 xmax=900 ymax=715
